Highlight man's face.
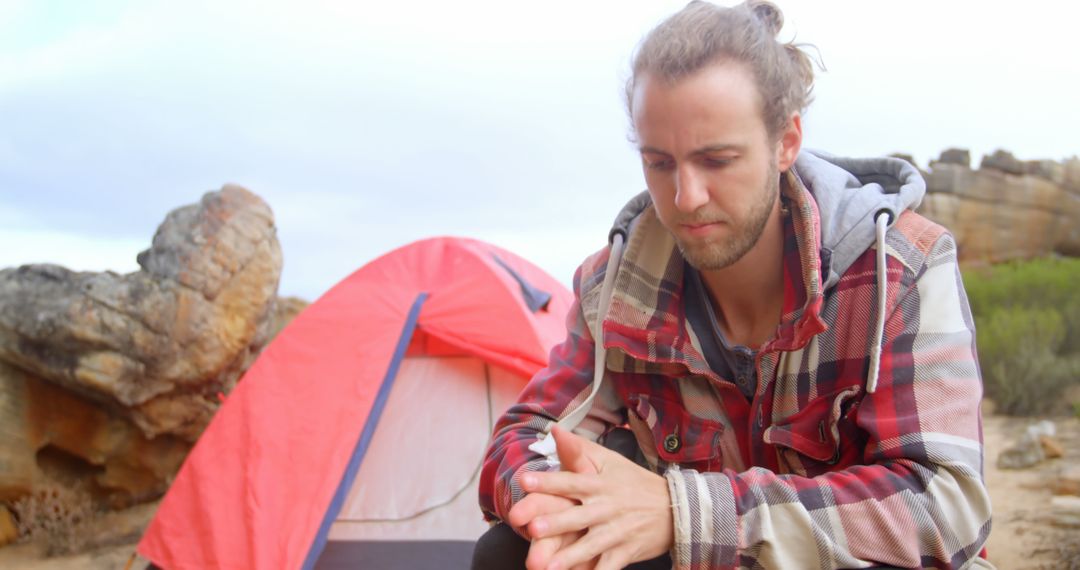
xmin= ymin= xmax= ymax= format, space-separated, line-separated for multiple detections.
xmin=631 ymin=61 xmax=795 ymax=271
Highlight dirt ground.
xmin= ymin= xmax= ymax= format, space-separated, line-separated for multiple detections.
xmin=983 ymin=412 xmax=1080 ymax=570
xmin=0 ymin=408 xmax=1077 ymax=569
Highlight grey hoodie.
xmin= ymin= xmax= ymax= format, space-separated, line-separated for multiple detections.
xmin=794 ymin=150 xmax=926 ymax=289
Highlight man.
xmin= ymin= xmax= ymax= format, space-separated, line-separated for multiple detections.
xmin=477 ymin=1 xmax=992 ymax=569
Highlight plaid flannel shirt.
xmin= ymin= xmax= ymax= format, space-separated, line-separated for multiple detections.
xmin=479 ymin=169 xmax=992 ymax=569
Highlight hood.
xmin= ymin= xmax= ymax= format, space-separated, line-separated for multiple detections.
xmin=792 ymin=150 xmax=925 ymax=289
xmin=609 ymin=150 xmax=926 ymax=290
xmin=533 ymin=152 xmax=925 ymax=451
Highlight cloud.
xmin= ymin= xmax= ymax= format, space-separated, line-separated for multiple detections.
xmin=4 ymin=0 xmax=1079 ymax=301
xmin=0 ymin=0 xmax=27 ymax=30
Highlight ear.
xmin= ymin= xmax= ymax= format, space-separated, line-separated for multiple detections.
xmin=776 ymin=112 xmax=802 ymax=172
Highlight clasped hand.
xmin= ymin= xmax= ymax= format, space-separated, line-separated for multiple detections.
xmin=507 ymin=426 xmax=674 ymax=570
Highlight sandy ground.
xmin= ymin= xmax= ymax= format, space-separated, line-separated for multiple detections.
xmin=983 ymin=413 xmax=1080 ymax=570
xmin=0 ymin=410 xmax=1077 ymax=569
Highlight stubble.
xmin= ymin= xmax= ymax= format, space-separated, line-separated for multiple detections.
xmin=676 ymin=162 xmax=780 ymax=271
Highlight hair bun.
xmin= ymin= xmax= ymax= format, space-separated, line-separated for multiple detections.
xmin=743 ymin=0 xmax=784 ymax=36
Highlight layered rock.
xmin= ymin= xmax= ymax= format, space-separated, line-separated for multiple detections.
xmin=0 ymin=361 xmax=190 ymax=506
xmin=0 ymin=185 xmax=293 ymax=506
xmin=0 ymin=506 xmax=14 ymax=547
xmin=917 ymin=151 xmax=1080 ymax=264
xmin=0 ymin=185 xmax=282 ymax=440
xmin=937 ymin=147 xmax=971 ymax=168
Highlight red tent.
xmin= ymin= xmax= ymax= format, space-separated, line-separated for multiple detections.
xmin=137 ymin=237 xmax=572 ymax=569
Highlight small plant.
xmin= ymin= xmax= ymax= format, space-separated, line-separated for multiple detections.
xmin=9 ymin=483 xmax=97 ymax=556
xmin=974 ymin=306 xmax=1077 ymax=415
xmin=963 ymin=257 xmax=1080 ymax=416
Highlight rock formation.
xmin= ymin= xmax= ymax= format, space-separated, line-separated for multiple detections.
xmin=0 ymin=185 xmax=299 ymax=507
xmin=937 ymin=147 xmax=971 ymax=168
xmin=0 ymin=506 xmax=15 ymax=547
xmin=917 ymin=151 xmax=1080 ymax=264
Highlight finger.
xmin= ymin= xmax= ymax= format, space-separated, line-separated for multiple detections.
xmin=529 ymin=502 xmax=612 ymax=539
xmin=507 ymin=493 xmax=543 ymax=529
xmin=569 ymin=554 xmax=599 ymax=570
xmin=551 ymin=425 xmax=600 ymax=475
xmin=521 ymin=470 xmax=600 ymax=499
xmin=508 ymin=492 xmax=574 ymax=529
xmin=594 ymin=548 xmax=632 ymax=570
xmin=525 ymin=535 xmax=560 ymax=570
xmin=547 ymin=524 xmax=619 ymax=570
xmin=526 ymin=533 xmax=578 ymax=570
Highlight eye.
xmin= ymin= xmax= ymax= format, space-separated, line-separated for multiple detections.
xmin=703 ymin=156 xmax=734 ymax=168
xmin=642 ymin=155 xmax=674 ymax=171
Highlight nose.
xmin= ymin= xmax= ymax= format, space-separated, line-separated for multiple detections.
xmin=674 ymin=166 xmax=708 ymax=213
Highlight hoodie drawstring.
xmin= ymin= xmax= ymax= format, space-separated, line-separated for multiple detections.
xmin=528 ymin=233 xmax=625 ymax=463
xmin=866 ymin=210 xmax=891 ymax=394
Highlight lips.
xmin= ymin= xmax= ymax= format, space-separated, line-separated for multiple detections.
xmin=680 ymin=220 xmax=725 ymax=237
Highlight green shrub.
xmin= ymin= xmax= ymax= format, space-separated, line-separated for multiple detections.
xmin=974 ymin=306 xmax=1077 ymax=415
xmin=964 ymin=257 xmax=1080 ymax=354
xmin=963 ymin=257 xmax=1080 ymax=415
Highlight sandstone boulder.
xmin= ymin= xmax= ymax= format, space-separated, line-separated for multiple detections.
xmin=1064 ymin=156 xmax=1080 ymax=188
xmin=2 ymin=361 xmax=190 ymax=506
xmin=979 ymin=149 xmax=1025 ymax=175
xmin=269 ymin=296 xmax=309 ymax=341
xmin=919 ymin=156 xmax=1080 ymax=264
xmin=0 ymin=185 xmax=296 ymax=507
xmin=0 ymin=505 xmax=15 ymax=547
xmin=0 ymin=185 xmax=282 ymax=441
xmin=937 ymin=147 xmax=971 ymax=168
xmin=1025 ymin=159 xmax=1065 ymax=184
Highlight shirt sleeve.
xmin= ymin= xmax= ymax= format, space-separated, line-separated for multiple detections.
xmin=665 ymin=231 xmax=992 ymax=569
xmin=478 ymin=252 xmax=625 ymax=526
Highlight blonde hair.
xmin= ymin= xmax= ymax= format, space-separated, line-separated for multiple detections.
xmin=626 ymin=0 xmax=816 ymax=138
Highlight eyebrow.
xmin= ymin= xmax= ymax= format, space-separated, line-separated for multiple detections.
xmin=638 ymin=143 xmax=744 ymax=156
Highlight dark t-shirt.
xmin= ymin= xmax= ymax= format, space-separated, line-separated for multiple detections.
xmin=683 ymin=262 xmax=758 ymax=400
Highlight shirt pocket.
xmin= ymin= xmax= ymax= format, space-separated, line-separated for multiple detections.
xmin=626 ymin=393 xmax=725 ymax=472
xmin=763 ymin=385 xmax=865 ymax=477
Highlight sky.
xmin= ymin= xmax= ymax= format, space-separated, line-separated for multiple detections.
xmin=2 ymin=0 xmax=1078 ymax=300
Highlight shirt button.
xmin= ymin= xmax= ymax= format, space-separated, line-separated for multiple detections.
xmin=737 ymin=375 xmax=747 ymax=386
xmin=663 ymin=434 xmax=681 ymax=453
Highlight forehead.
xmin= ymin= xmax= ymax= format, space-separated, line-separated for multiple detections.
xmin=631 ymin=61 xmax=767 ymax=150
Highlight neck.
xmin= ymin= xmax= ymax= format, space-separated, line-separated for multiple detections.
xmin=698 ymin=197 xmax=786 ymax=348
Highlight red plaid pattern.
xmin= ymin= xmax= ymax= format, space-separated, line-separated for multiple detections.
xmin=479 ymin=170 xmax=991 ymax=569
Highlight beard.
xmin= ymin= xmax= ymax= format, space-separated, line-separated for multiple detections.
xmin=674 ymin=162 xmax=780 ymax=271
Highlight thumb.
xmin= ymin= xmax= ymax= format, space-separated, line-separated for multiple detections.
xmin=551 ymin=425 xmax=599 ymax=474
